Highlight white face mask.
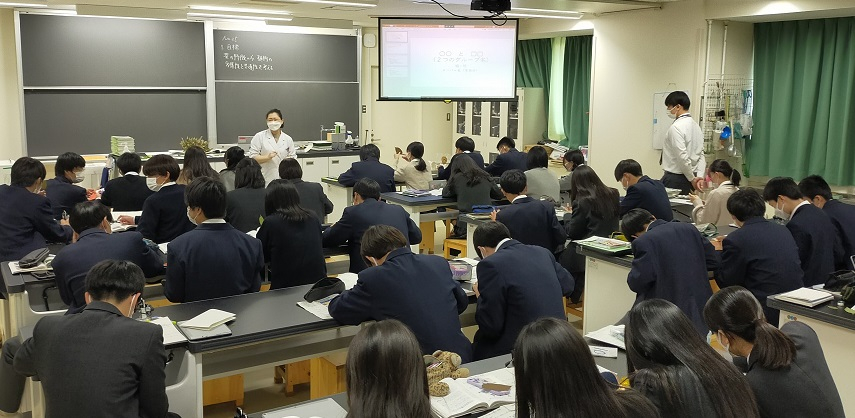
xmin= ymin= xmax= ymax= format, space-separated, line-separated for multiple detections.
xmin=73 ymin=172 xmax=86 ymax=183
xmin=146 ymin=177 xmax=163 ymax=192
xmin=717 ymin=331 xmax=730 ymax=353
xmin=666 ymin=107 xmax=677 ymax=120
xmin=621 ymin=177 xmax=629 ymax=191
xmin=774 ymin=200 xmax=790 ymax=222
xmin=267 ymin=121 xmax=282 ymax=131
xmin=187 ymin=207 xmax=199 ymax=225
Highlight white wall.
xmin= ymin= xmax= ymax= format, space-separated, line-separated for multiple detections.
xmin=0 ymin=9 xmax=23 ymax=160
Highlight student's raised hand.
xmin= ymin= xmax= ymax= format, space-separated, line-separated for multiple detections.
xmin=117 ymin=215 xmax=136 ymax=226
xmin=490 ymin=209 xmax=499 ymax=221
xmin=60 ymin=219 xmax=71 ymax=227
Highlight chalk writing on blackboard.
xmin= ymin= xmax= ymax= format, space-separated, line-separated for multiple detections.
xmin=218 ymin=35 xmax=275 ymax=72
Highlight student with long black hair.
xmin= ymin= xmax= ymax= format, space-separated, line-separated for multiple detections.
xmin=177 ymin=146 xmax=220 ymax=185
xmin=442 ymin=155 xmax=501 ymax=213
xmin=690 ymin=159 xmax=741 ymax=226
xmin=626 ymin=299 xmax=760 ymax=418
xmin=225 ymin=158 xmax=267 ymax=233
xmin=345 ymin=319 xmax=431 ymax=418
xmin=394 ymin=141 xmax=433 ymax=190
xmin=704 ymin=287 xmax=844 ymax=418
xmin=524 ymin=146 xmax=560 ymax=203
xmin=514 ymin=318 xmax=658 ymax=418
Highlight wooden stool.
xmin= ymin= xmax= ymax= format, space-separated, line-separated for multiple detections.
xmin=203 ymin=375 xmax=244 ymax=407
xmin=444 ymin=239 xmax=467 ymax=259
xmin=419 ymin=221 xmax=436 ymax=254
xmin=273 ymin=360 xmax=312 ymax=396
xmin=309 ymin=353 xmax=348 ymax=399
xmin=565 ymin=296 xmax=584 ymax=320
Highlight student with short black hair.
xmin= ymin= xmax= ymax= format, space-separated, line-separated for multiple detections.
xmin=225 ymin=158 xmax=267 ymax=233
xmin=52 ymin=201 xmax=165 ymax=314
xmin=0 ymin=157 xmax=72 ymax=262
xmin=437 ymin=136 xmax=485 ymax=180
xmin=177 ymin=146 xmax=220 ymax=185
xmin=278 ymin=158 xmax=334 ymax=221
xmin=100 ymin=152 xmax=153 ymax=211
xmin=338 ymin=144 xmax=396 ymax=193
xmin=661 ymin=90 xmax=705 ymax=194
xmin=45 ymin=151 xmax=88 ymax=220
xmin=345 ymin=320 xmax=431 ymax=418
xmin=219 ymin=146 xmax=245 ymax=192
xmin=493 ymin=169 xmax=564 ymax=253
xmin=257 ymin=180 xmax=326 ymax=289
xmin=762 ymin=177 xmax=844 ymax=285
xmin=799 ymin=174 xmax=855 ymax=268
xmin=394 ymin=141 xmax=433 ymax=190
xmin=716 ymin=189 xmax=803 ymax=325
xmin=165 ymin=177 xmax=264 ymax=302
xmin=117 ymin=154 xmax=195 ymax=243
xmin=559 ymin=149 xmax=585 ymax=203
xmin=329 ymin=225 xmax=472 ymax=361
xmin=514 ymin=318 xmax=659 ymax=418
xmin=689 ymin=159 xmax=741 ymax=226
xmin=323 ymin=178 xmax=422 ymax=273
xmin=471 ymin=221 xmax=574 ymax=359
xmin=626 ymin=299 xmax=760 ymax=418
xmin=523 ymin=146 xmax=560 ymax=203
xmin=704 ymin=287 xmax=844 ymax=418
xmin=620 ymin=208 xmax=720 ymax=336
xmin=614 ymin=159 xmax=673 ymax=221
xmin=485 ymin=137 xmax=527 ymax=176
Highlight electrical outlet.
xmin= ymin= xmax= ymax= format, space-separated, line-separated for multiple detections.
xmin=361 ymin=105 xmax=367 ymax=113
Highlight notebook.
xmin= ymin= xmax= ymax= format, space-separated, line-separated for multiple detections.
xmin=180 ymin=309 xmax=236 ymax=330
xmin=585 ymin=325 xmax=626 ymax=350
xmin=430 ymin=368 xmax=515 ymax=418
xmin=149 ymin=317 xmax=188 ymax=345
xmin=177 ymin=323 xmax=232 ymax=341
xmin=776 ymin=288 xmax=834 ymax=307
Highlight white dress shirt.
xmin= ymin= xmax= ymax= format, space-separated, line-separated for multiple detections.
xmin=662 ymin=114 xmax=706 ymax=181
xmin=248 ymin=129 xmax=297 ymax=185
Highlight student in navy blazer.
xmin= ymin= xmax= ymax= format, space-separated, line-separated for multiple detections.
xmin=800 ymin=175 xmax=855 ymax=269
xmin=51 ymin=201 xmax=165 ymax=314
xmin=337 ymin=144 xmax=396 ymax=193
xmin=716 ymin=189 xmax=803 ymax=325
xmin=116 ymin=155 xmax=195 ymax=244
xmin=494 ymin=170 xmax=564 ymax=253
xmin=437 ymin=136 xmax=485 ymax=180
xmin=323 ymin=178 xmax=422 ymax=273
xmin=614 ymin=159 xmax=673 ymax=221
xmin=165 ymin=177 xmax=263 ymax=303
xmin=471 ymin=221 xmax=574 ymax=360
xmin=99 ymin=152 xmax=154 ymax=212
xmin=45 ymin=152 xmax=88 ymax=220
xmin=485 ymin=137 xmax=527 ymax=176
xmin=763 ymin=177 xmax=844 ymax=286
xmin=621 ymin=209 xmax=720 ymax=336
xmin=328 ymin=225 xmax=472 ymax=361
xmin=0 ymin=158 xmax=72 ymax=262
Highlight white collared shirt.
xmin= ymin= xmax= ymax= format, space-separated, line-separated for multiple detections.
xmin=512 ymin=195 xmax=528 ymax=203
xmin=160 ymin=181 xmax=176 ymax=189
xmin=201 ymin=218 xmax=227 ymax=224
xmin=124 ymin=172 xmax=139 ymax=176
xmin=790 ymin=200 xmax=811 ymax=218
xmin=662 ymin=113 xmax=706 ymax=181
xmin=248 ymin=129 xmax=297 ymax=185
xmin=495 ymin=238 xmax=512 ymax=251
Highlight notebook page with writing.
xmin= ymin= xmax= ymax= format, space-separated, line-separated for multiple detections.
xmin=150 ymin=317 xmax=187 ymax=345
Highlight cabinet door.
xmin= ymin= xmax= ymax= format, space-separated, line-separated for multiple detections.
xmin=300 ymin=157 xmax=330 ymax=183
xmin=328 ymin=155 xmax=359 ymax=178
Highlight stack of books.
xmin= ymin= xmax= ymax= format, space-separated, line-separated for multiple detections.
xmin=776 ymin=288 xmax=834 ymax=307
xmin=110 ymin=136 xmax=135 ymax=155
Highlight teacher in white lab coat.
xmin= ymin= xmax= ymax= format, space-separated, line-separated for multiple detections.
xmin=248 ymin=108 xmax=297 ymax=185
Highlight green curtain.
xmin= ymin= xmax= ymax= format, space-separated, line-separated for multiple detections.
xmin=562 ymin=36 xmax=592 ymax=148
xmin=750 ymin=17 xmax=855 ymax=185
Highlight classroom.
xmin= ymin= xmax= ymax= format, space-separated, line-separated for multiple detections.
xmin=1 ymin=0 xmax=854 ymax=417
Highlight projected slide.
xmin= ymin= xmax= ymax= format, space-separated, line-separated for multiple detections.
xmin=379 ymin=18 xmax=518 ymax=100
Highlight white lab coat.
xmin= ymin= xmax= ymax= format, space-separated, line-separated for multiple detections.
xmin=248 ymin=129 xmax=297 ymax=185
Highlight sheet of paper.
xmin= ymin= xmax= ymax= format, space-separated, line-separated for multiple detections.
xmin=246 ymin=228 xmax=259 ymax=238
xmin=481 ymin=405 xmax=516 ymax=418
xmin=296 ymin=294 xmax=338 ymax=320
xmin=589 ymin=345 xmax=619 ymax=358
xmin=9 ymin=256 xmax=55 ymax=274
xmin=110 ymin=222 xmax=133 ymax=233
xmin=158 ymin=242 xmax=169 ymax=254
xmin=262 ymin=398 xmax=347 ymax=418
xmin=180 ymin=309 xmax=236 ymax=330
xmin=150 ymin=317 xmax=188 ymax=345
xmin=455 ymin=258 xmax=480 ymax=267
xmin=112 ymin=210 xmax=143 ymax=218
xmin=670 ymin=198 xmax=693 ymax=205
xmin=585 ymin=325 xmax=626 ymax=350
xmin=337 ymin=272 xmax=359 ymax=290
xmin=429 ymin=189 xmax=444 ymax=196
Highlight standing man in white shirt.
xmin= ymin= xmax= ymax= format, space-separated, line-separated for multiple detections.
xmin=660 ymin=91 xmax=705 ymax=195
xmin=248 ymin=108 xmax=297 ymax=185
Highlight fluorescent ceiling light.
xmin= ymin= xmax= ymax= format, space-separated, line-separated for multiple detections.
xmin=0 ymin=2 xmax=48 ymax=7
xmin=189 ymin=5 xmax=291 ymax=16
xmin=286 ymin=0 xmax=377 ymax=7
xmin=187 ymin=12 xmax=292 ymax=21
xmin=511 ymin=7 xmax=581 ymax=15
xmin=505 ymin=12 xmax=582 ymax=20
xmin=757 ymin=1 xmax=800 ymax=15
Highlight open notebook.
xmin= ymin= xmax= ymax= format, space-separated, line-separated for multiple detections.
xmin=430 ymin=368 xmax=515 ymax=418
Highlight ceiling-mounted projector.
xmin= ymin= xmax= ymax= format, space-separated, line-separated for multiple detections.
xmin=471 ymin=0 xmax=510 ymax=13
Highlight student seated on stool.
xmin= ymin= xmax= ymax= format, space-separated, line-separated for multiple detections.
xmin=100 ymin=152 xmax=154 ymax=211
xmin=165 ymin=176 xmax=264 ymax=303
xmin=492 ymin=169 xmax=564 ymax=253
xmin=45 ymin=152 xmax=88 ymax=221
xmin=337 ymin=144 xmax=395 ymax=193
xmin=799 ymin=174 xmax=855 ymax=269
xmin=614 ymin=159 xmax=673 ymax=221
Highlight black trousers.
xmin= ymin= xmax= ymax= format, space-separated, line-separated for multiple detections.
xmin=0 ymin=337 xmax=25 ymax=414
xmin=661 ymin=172 xmax=693 ymax=195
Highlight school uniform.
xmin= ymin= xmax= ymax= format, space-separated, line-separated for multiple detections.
xmin=627 ymin=220 xmax=720 ymax=336
xmin=219 ymin=169 xmax=237 ymax=192
xmin=523 ymin=168 xmax=561 ymax=203
xmin=328 ymin=248 xmax=472 ymax=362
xmin=739 ymin=321 xmax=845 ymax=418
xmin=717 ymin=217 xmax=803 ymax=325
xmin=289 ymin=179 xmax=334 ymax=222
xmin=436 ymin=152 xmax=485 ymax=180
xmin=322 ymin=199 xmax=422 ymax=273
xmin=561 ymin=196 xmax=621 ymax=274
xmin=619 ymin=176 xmax=674 ymax=221
xmin=52 ymin=229 xmax=165 ymax=314
xmin=45 ymin=176 xmax=88 ymax=220
xmin=337 ymin=158 xmax=396 ymax=193
xmin=785 ymin=202 xmax=844 ymax=286
xmin=164 ymin=220 xmax=264 ymax=303
xmin=442 ymin=176 xmax=503 ymax=213
xmin=225 ymin=187 xmax=266 ymax=233
xmin=661 ymin=113 xmax=705 ymax=195
xmin=495 ymin=196 xmax=565 ymax=253
xmin=257 ymin=213 xmax=327 ymax=289
xmin=822 ymin=199 xmax=855 ymax=268
xmin=135 ymin=183 xmax=195 ymax=244
xmin=393 ymin=156 xmax=433 ymax=190
xmin=0 ymin=185 xmax=72 ymax=263
xmin=691 ymin=181 xmax=737 ymax=226
xmin=99 ymin=173 xmax=153 ymax=211
xmin=473 ymin=239 xmax=574 ymax=360
xmin=248 ymin=129 xmax=297 ymax=185
xmin=484 ymin=148 xmax=527 ymax=176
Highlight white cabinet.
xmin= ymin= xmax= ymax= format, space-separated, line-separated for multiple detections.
xmin=295 ymin=154 xmax=359 ymax=223
xmin=327 ymin=155 xmax=359 ymax=178
xmin=452 ymin=87 xmax=546 ymax=155
xmin=299 ymin=157 xmax=329 ymax=185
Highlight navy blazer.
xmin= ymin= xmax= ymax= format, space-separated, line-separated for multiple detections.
xmin=627 ymin=220 xmax=719 ymax=336
xmin=496 ymin=197 xmax=565 ymax=253
xmin=786 ymin=203 xmax=844 ymax=287
xmin=99 ymin=175 xmax=153 ymax=211
xmin=225 ymin=187 xmax=266 ymax=233
xmin=620 ymin=176 xmax=673 ymax=221
xmin=337 ymin=158 xmax=396 ymax=193
xmin=739 ymin=321 xmax=845 ymax=418
xmin=823 ymin=199 xmax=855 ymax=268
xmin=718 ymin=217 xmax=803 ymax=325
xmin=322 ymin=199 xmax=422 ymax=273
xmin=290 ymin=179 xmax=334 ymax=221
xmin=0 ymin=185 xmax=72 ymax=262
xmin=473 ymin=240 xmax=574 ymax=360
xmin=135 ymin=184 xmax=195 ymax=244
xmin=52 ymin=229 xmax=165 ymax=314
xmin=257 ymin=213 xmax=327 ymax=289
xmin=328 ymin=248 xmax=472 ymax=362
xmin=485 ymin=149 xmax=527 ymax=176
xmin=45 ymin=176 xmax=88 ymax=220
xmin=437 ymin=152 xmax=486 ymax=180
xmin=165 ymin=222 xmax=264 ymax=303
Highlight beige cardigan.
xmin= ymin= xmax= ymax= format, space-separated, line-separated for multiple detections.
xmin=394 ymin=156 xmax=433 ymax=190
xmin=692 ymin=181 xmax=737 ymax=226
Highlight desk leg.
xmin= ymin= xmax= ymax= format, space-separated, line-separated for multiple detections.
xmin=7 ymin=293 xmax=24 ymax=346
xmin=392 ymin=205 xmax=421 ymax=253
xmin=581 ymin=257 xmax=635 ymax=334
xmin=466 ymin=223 xmax=477 ymax=258
xmin=0 ymin=298 xmax=10 ymax=343
xmin=194 ymin=360 xmax=204 ymax=418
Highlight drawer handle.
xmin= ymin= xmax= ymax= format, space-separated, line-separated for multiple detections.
xmin=331 ymin=160 xmax=340 ymax=164
xmin=306 ymin=161 xmax=314 ymax=165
